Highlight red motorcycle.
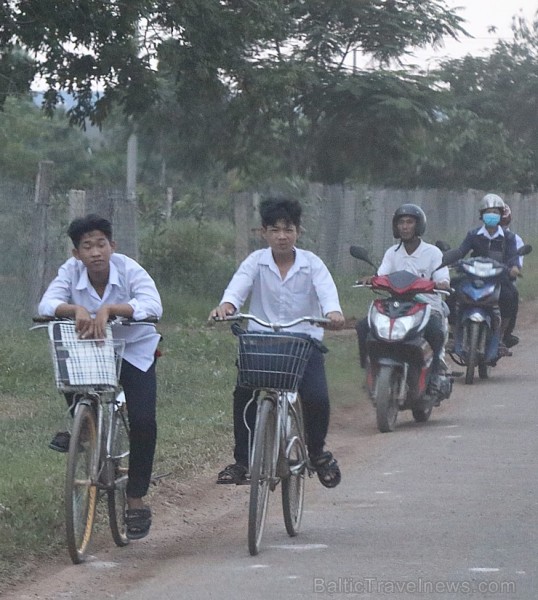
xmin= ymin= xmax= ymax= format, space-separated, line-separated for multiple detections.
xmin=351 ymin=246 xmax=453 ymax=432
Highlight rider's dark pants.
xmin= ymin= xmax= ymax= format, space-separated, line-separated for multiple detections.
xmin=119 ymin=359 xmax=157 ymax=499
xmin=356 ymin=311 xmax=445 ymax=374
xmin=232 ymin=346 xmax=330 ymax=466
xmin=499 ymin=278 xmax=519 ymax=338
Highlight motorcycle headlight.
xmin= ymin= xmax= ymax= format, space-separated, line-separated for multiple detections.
xmin=370 ymin=305 xmax=426 ymax=341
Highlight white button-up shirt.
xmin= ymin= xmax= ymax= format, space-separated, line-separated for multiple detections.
xmin=38 ymin=253 xmax=162 ymax=372
xmin=220 ymin=247 xmax=342 ymax=340
xmin=377 ymin=240 xmax=449 ymax=314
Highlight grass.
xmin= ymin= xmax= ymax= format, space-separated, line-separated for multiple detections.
xmin=1 ymin=240 xmax=535 ymax=588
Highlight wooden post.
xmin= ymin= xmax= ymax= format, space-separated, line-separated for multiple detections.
xmin=165 ymin=187 xmax=173 ymax=221
xmin=29 ymin=160 xmax=54 ymax=314
xmin=234 ymin=192 xmax=250 ymax=264
xmin=66 ymin=189 xmax=86 ymax=257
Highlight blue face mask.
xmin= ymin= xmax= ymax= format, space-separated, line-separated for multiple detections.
xmin=482 ymin=213 xmax=501 ymax=228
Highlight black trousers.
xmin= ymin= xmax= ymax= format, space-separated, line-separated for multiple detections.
xmin=119 ymin=359 xmax=157 ymax=499
xmin=499 ymin=278 xmax=519 ymax=335
xmin=232 ymin=346 xmax=330 ymax=466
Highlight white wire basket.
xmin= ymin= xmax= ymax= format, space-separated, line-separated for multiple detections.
xmin=237 ymin=332 xmax=313 ymax=392
xmin=48 ymin=322 xmax=125 ymax=391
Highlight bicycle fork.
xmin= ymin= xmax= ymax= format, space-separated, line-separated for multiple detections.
xmin=246 ymin=393 xmax=282 ymax=490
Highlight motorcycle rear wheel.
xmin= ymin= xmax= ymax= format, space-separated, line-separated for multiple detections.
xmin=376 ymin=366 xmax=399 ymax=433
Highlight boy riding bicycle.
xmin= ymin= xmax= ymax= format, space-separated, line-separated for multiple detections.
xmin=38 ymin=214 xmax=162 ymax=540
xmin=209 ymin=198 xmax=345 ymax=488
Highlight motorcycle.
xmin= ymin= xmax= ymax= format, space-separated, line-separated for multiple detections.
xmin=442 ymin=244 xmax=532 ymax=385
xmin=350 ymin=245 xmax=453 ymax=433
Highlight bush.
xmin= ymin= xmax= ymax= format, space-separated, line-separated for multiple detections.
xmin=140 ymin=219 xmax=236 ymax=297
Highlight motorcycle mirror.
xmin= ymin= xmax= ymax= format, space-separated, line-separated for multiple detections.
xmin=518 ymin=243 xmax=532 ymax=256
xmin=435 ymin=240 xmax=451 ymax=252
xmin=349 ymin=245 xmax=376 ymax=268
xmin=438 ymin=248 xmax=463 ymax=268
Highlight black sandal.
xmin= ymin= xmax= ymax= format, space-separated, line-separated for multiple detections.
xmin=216 ymin=463 xmax=248 ymax=485
xmin=310 ymin=451 xmax=341 ymax=489
xmin=125 ymin=507 xmax=152 ymax=540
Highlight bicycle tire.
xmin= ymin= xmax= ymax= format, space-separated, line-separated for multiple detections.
xmin=282 ymin=395 xmax=306 ymax=537
xmin=107 ymin=395 xmax=130 ymax=547
xmin=65 ymin=402 xmax=98 ymax=564
xmin=248 ymin=398 xmax=275 ymax=556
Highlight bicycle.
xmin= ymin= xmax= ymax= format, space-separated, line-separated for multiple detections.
xmin=32 ymin=316 xmax=158 ymax=564
xmin=215 ymin=313 xmax=329 ymax=556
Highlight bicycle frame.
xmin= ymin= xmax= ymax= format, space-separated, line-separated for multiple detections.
xmin=245 ymin=391 xmax=306 ymax=486
xmin=32 ymin=316 xmax=158 ymax=563
xmin=215 ymin=312 xmax=328 ymax=555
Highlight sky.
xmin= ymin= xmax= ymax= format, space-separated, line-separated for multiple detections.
xmin=408 ymin=0 xmax=538 ymax=68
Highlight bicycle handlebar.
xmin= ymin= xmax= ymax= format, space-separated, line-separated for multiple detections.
xmin=30 ymin=316 xmax=159 ymax=330
xmin=213 ymin=312 xmax=330 ymax=331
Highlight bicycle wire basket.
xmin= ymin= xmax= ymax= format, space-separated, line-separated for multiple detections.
xmin=48 ymin=322 xmax=125 ymax=391
xmin=236 ymin=332 xmax=314 ymax=392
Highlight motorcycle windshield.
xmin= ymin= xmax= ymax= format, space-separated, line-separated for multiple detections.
xmin=460 ymin=259 xmax=504 ymax=278
xmin=372 ymin=271 xmax=435 ymax=295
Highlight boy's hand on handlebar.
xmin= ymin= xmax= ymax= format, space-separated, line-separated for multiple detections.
xmin=208 ymin=302 xmax=237 ymax=322
xmin=509 ymin=265 xmax=520 ymax=280
xmin=323 ymin=311 xmax=345 ymax=331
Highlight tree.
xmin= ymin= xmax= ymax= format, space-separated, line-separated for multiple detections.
xmin=0 ymin=1 xmax=464 ymax=126
xmin=416 ymin=11 xmax=538 ymax=192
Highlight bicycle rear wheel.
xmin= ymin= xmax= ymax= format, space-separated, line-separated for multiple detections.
xmin=107 ymin=394 xmax=130 ymax=547
xmin=282 ymin=396 xmax=306 ymax=537
xmin=65 ymin=402 xmax=98 ymax=564
xmin=248 ymin=398 xmax=275 ymax=556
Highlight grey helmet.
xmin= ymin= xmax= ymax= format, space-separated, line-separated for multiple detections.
xmin=479 ymin=193 xmax=505 ymax=214
xmin=392 ymin=203 xmax=426 ymax=238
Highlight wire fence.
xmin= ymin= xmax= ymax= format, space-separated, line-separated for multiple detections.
xmin=1 ymin=168 xmax=536 ymax=324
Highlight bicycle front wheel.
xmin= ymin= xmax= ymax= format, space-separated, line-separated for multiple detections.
xmin=282 ymin=396 xmax=306 ymax=537
xmin=65 ymin=402 xmax=98 ymax=564
xmin=248 ymin=398 xmax=275 ymax=556
xmin=107 ymin=395 xmax=130 ymax=547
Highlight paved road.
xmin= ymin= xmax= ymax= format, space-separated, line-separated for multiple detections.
xmin=122 ymin=325 xmax=537 ymax=599
xmin=5 ymin=316 xmax=538 ymax=600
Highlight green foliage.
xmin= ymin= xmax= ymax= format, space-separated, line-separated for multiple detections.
xmin=419 ymin=13 xmax=538 ymax=192
xmin=140 ymin=219 xmax=236 ymax=297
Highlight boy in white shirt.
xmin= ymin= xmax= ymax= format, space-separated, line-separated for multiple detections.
xmin=209 ymin=198 xmax=345 ymax=488
xmin=39 ymin=214 xmax=162 ymax=540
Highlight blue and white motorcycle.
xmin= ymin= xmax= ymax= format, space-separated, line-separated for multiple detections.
xmin=444 ymin=245 xmax=531 ymax=384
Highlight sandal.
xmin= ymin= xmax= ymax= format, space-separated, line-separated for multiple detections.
xmin=310 ymin=451 xmax=341 ymax=489
xmin=216 ymin=463 xmax=248 ymax=485
xmin=125 ymin=507 xmax=152 ymax=540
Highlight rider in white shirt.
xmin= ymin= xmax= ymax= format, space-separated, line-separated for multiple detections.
xmin=356 ymin=204 xmax=450 ymax=391
xmin=210 ymin=198 xmax=345 ymax=488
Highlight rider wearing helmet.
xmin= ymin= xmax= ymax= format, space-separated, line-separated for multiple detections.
xmin=356 ymin=204 xmax=450 ymax=395
xmin=457 ymin=193 xmax=520 ymax=348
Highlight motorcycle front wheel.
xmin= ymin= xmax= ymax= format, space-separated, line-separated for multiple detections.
xmin=376 ymin=366 xmax=400 ymax=433
xmin=465 ymin=321 xmax=480 ymax=385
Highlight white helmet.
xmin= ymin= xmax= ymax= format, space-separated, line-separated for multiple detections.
xmin=479 ymin=193 xmax=505 ymax=214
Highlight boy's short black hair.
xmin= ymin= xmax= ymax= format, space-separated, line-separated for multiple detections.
xmin=259 ymin=198 xmax=302 ymax=228
xmin=67 ymin=214 xmax=113 ymax=248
